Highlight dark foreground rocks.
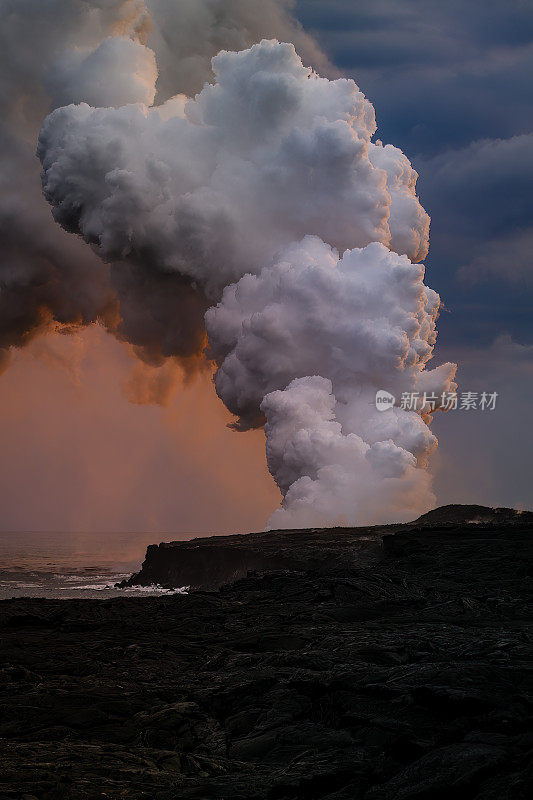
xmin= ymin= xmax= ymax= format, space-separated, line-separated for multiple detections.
xmin=1 ymin=509 xmax=533 ymax=799
xmin=120 ymin=504 xmax=533 ymax=591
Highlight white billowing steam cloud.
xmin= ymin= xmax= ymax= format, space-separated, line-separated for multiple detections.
xmin=207 ymin=237 xmax=455 ymax=526
xmin=37 ymin=36 xmax=456 ymax=526
xmin=0 ymin=0 xmax=328 ymax=370
xmin=38 ymin=40 xmax=429 ymax=291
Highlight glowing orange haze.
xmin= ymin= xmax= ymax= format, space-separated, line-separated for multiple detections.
xmin=0 ymin=325 xmax=280 ymax=535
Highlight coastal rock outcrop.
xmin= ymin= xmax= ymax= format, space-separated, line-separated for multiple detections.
xmin=121 ymin=504 xmax=533 ymax=590
xmin=1 ymin=505 xmax=532 ymax=799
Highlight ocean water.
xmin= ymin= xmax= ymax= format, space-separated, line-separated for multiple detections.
xmin=0 ymin=530 xmax=188 ymax=599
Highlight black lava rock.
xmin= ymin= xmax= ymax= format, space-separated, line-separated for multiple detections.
xmin=1 ymin=505 xmax=532 ymax=799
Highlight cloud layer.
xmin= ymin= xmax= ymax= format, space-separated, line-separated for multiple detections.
xmin=2 ymin=2 xmax=455 ymax=527
xmin=37 ymin=35 xmax=454 ymax=527
xmin=38 ymin=39 xmax=430 ymax=296
xmin=207 ymin=236 xmax=455 ymax=526
xmin=0 ymin=0 xmax=327 ymax=370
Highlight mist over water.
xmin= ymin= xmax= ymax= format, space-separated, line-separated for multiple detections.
xmin=0 ymin=530 xmax=189 ymax=598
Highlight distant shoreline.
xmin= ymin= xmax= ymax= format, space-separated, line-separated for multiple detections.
xmin=1 ymin=510 xmax=531 ymax=797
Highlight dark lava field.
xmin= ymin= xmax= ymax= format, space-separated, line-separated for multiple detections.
xmin=1 ymin=505 xmax=532 ymax=799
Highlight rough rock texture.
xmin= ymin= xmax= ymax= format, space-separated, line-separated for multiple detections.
xmin=121 ymin=504 xmax=533 ymax=591
xmin=1 ymin=506 xmax=532 ymax=799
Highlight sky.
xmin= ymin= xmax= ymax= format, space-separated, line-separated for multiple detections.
xmin=0 ymin=0 xmax=531 ymax=533
xmin=295 ymin=0 xmax=533 ymax=510
xmin=0 ymin=326 xmax=280 ymax=533
xmin=296 ymin=0 xmax=533 ymax=345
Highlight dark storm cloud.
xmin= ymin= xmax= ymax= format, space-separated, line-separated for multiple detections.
xmin=421 ymin=135 xmax=533 ymax=238
xmin=296 ymin=0 xmax=533 ymax=345
xmin=417 ymin=134 xmax=533 ymax=346
xmin=296 ymin=0 xmax=533 ymax=155
xmin=295 ymin=0 xmax=533 ymax=513
xmin=0 ymin=0 xmax=333 ymax=374
xmin=418 ymin=133 xmax=533 ymax=279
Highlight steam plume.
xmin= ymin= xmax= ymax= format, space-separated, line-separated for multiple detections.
xmin=0 ymin=0 xmax=324 ymax=371
xmin=37 ymin=38 xmax=456 ymax=525
xmin=38 ymin=40 xmax=429 ymax=292
xmin=207 ymin=237 xmax=456 ymax=526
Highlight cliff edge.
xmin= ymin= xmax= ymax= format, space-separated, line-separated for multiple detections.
xmin=120 ymin=504 xmax=533 ymax=590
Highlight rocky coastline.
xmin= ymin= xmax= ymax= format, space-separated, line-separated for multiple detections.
xmin=1 ymin=505 xmax=532 ymax=799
